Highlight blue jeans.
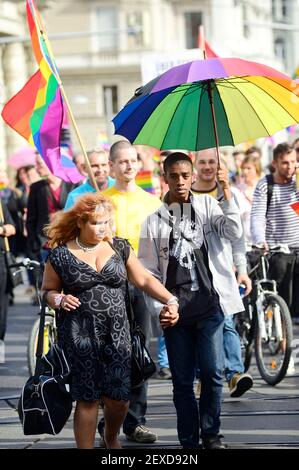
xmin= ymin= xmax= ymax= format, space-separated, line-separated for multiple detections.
xmin=223 ymin=315 xmax=244 ymax=382
xmin=158 ymin=336 xmax=169 ymax=369
xmin=164 ymin=309 xmax=224 ymax=449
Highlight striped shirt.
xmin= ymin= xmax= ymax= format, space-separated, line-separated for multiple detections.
xmin=250 ymin=175 xmax=299 ymax=248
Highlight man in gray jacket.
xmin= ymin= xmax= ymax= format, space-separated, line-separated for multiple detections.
xmin=192 ymin=148 xmax=253 ymax=397
xmin=138 ymin=153 xmax=244 ymax=449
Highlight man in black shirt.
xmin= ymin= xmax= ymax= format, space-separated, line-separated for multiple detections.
xmin=139 ymin=153 xmax=244 ymax=449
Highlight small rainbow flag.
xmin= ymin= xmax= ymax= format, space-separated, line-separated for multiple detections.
xmin=290 ymin=201 xmax=299 ymax=216
xmin=136 ymin=170 xmax=155 ymax=194
xmin=97 ymin=131 xmax=110 ymax=151
xmin=1 ymin=0 xmax=82 ymax=184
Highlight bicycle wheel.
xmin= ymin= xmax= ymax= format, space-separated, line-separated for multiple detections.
xmin=27 ymin=314 xmax=57 ymax=375
xmin=254 ymin=293 xmax=293 ymax=385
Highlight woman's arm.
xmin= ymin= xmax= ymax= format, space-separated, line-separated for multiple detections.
xmin=126 ymin=249 xmax=179 ymax=327
xmin=127 ymin=249 xmax=174 ymax=304
xmin=41 ymin=261 xmax=81 ymax=312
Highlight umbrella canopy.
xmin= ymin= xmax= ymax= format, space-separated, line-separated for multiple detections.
xmin=8 ymin=146 xmax=37 ymax=169
xmin=113 ymin=57 xmax=299 ymax=151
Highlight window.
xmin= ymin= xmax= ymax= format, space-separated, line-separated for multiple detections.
xmin=103 ymin=86 xmax=118 ymax=115
xmin=272 ymin=0 xmax=288 ymax=21
xmin=184 ymin=12 xmax=202 ymax=49
xmin=96 ymin=8 xmax=118 ymax=50
xmin=126 ymin=11 xmax=144 ymax=48
xmin=242 ymin=4 xmax=250 ymax=38
xmin=274 ymin=37 xmax=286 ymax=64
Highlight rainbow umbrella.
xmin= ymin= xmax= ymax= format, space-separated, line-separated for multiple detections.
xmin=113 ymin=57 xmax=299 ymax=160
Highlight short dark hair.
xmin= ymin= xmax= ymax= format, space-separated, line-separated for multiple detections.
xmin=163 ymin=152 xmax=193 ymax=174
xmin=273 ymin=142 xmax=294 ymax=161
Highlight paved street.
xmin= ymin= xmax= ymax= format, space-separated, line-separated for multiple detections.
xmin=1 ymin=285 xmax=299 ymax=450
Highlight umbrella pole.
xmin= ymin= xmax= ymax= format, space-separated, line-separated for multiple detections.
xmin=207 ymin=81 xmax=221 ymax=168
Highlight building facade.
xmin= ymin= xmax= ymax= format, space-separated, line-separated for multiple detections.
xmin=0 ymin=0 xmax=297 ymax=168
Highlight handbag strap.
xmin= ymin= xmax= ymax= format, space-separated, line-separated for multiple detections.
xmin=125 ymin=280 xmax=135 ymax=326
xmin=33 ymin=291 xmax=49 ymax=379
xmin=107 ymin=240 xmax=135 ymax=325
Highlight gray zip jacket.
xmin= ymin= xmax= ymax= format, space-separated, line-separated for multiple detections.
xmin=138 ymin=193 xmax=244 ymax=317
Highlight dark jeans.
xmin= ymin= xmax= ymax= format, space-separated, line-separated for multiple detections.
xmin=164 ymin=309 xmax=224 ymax=449
xmin=0 ymin=254 xmax=8 ymax=341
xmin=98 ymin=285 xmax=151 ymax=436
xmin=122 ymin=285 xmax=151 ymax=434
xmin=267 ymin=250 xmax=299 ymax=317
xmin=293 ymin=252 xmax=299 ymax=317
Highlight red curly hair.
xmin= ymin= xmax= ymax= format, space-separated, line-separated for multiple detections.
xmin=45 ymin=193 xmax=115 ymax=248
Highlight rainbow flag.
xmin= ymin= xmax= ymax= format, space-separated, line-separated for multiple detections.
xmin=290 ymin=201 xmax=299 ymax=216
xmin=26 ymin=0 xmax=57 ymax=77
xmin=1 ymin=0 xmax=82 ymax=184
xmin=136 ymin=170 xmax=155 ymax=194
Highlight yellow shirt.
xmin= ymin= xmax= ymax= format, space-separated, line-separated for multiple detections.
xmin=103 ymin=185 xmax=162 ymax=252
xmin=191 ymin=185 xmax=218 ymax=199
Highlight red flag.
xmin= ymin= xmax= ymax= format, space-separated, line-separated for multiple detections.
xmin=198 ymin=30 xmax=218 ymax=58
xmin=290 ymin=201 xmax=299 ymax=216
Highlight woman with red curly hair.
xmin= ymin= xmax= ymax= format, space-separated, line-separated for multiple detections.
xmin=41 ymin=193 xmax=179 ymax=449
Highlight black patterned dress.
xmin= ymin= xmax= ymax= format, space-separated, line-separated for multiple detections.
xmin=48 ymin=237 xmax=131 ymax=402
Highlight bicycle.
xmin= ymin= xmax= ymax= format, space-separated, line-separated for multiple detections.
xmin=9 ymin=258 xmax=57 ymax=375
xmin=235 ymin=245 xmax=293 ymax=385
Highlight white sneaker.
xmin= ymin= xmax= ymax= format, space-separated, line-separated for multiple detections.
xmin=286 ymin=355 xmax=296 ymax=376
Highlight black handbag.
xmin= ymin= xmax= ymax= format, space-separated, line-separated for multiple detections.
xmin=5 ymin=250 xmax=23 ymax=288
xmin=108 ymin=240 xmax=156 ymax=388
xmin=125 ymin=281 xmax=157 ymax=389
xmin=18 ymin=293 xmax=72 ymax=435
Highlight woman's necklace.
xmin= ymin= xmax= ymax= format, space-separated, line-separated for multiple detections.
xmin=75 ymin=236 xmax=100 ymax=252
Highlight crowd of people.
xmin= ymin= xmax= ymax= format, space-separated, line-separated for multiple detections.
xmin=0 ymin=137 xmax=298 ymax=449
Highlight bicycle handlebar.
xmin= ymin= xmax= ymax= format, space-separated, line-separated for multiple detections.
xmin=9 ymin=258 xmax=41 ymax=270
xmin=249 ymin=244 xmax=291 ymax=254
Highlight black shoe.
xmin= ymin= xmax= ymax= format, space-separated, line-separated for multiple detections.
xmin=202 ymin=434 xmax=228 ymax=449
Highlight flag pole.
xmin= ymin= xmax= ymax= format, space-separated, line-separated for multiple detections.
xmin=32 ymin=8 xmax=99 ymax=191
xmin=199 ymin=25 xmax=206 ymax=59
